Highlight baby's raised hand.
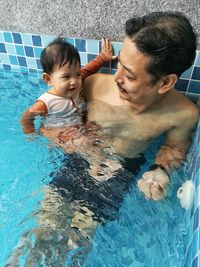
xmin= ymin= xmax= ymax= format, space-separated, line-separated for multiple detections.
xmin=100 ymin=38 xmax=117 ymax=61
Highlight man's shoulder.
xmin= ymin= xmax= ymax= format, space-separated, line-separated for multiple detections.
xmin=84 ymin=73 xmax=114 ymax=84
xmin=83 ymin=73 xmax=116 ymax=101
xmin=171 ymin=89 xmax=199 ymax=126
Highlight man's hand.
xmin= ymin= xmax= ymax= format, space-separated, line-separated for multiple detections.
xmin=137 ymin=167 xmax=169 ymax=201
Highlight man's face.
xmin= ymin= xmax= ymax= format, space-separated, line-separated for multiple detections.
xmin=114 ymin=37 xmax=160 ymax=105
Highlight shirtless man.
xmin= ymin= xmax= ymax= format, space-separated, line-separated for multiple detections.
xmin=83 ymin=11 xmax=199 ymax=200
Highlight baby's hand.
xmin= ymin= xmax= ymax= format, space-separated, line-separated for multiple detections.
xmin=100 ymin=38 xmax=117 ymax=61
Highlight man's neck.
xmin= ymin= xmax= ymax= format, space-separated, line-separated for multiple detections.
xmin=124 ymin=94 xmax=167 ymax=114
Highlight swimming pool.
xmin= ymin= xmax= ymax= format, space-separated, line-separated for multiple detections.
xmin=0 ymin=68 xmax=197 ymax=266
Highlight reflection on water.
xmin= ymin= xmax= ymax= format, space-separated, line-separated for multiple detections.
xmin=6 ymin=151 xmax=140 ymax=266
xmin=5 ymin=151 xmax=187 ymax=267
xmin=0 ymin=69 xmax=189 ymax=267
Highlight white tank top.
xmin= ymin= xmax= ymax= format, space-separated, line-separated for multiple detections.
xmin=38 ymin=92 xmax=82 ymax=127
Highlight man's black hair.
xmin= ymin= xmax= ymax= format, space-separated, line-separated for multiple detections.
xmin=125 ymin=11 xmax=197 ymax=83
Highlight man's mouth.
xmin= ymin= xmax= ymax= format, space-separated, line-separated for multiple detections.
xmin=117 ymin=83 xmax=127 ymax=94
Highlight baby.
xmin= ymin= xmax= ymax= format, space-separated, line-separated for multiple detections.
xmin=20 ymin=37 xmax=116 ymax=133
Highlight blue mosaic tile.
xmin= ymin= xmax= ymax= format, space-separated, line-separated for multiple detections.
xmin=181 ymin=66 xmax=193 ymax=79
xmin=21 ymin=34 xmax=33 ymax=46
xmin=3 ymin=32 xmax=13 ymax=43
xmin=112 ymin=42 xmax=122 ymax=56
xmin=87 ymin=53 xmax=110 ymax=68
xmin=24 ymin=46 xmax=34 ymax=57
xmin=9 ymin=55 xmax=18 ymax=65
xmin=15 ymin=45 xmax=25 ymax=56
xmin=86 ymin=39 xmax=99 ymax=54
xmin=26 ymin=57 xmax=37 ymax=69
xmin=99 ymin=68 xmax=111 ymax=74
xmin=175 ymin=79 xmax=189 ymax=92
xmin=36 ymin=59 xmax=42 ymax=70
xmin=0 ymin=43 xmax=7 ymax=53
xmin=111 ymin=59 xmax=118 ymax=69
xmin=0 ymin=54 xmax=10 ymax=64
xmin=0 ymin=32 xmax=4 ymax=42
xmin=189 ymin=232 xmax=199 ymax=267
xmin=192 ymin=255 xmax=198 ymax=267
xmin=5 ymin=43 xmax=16 ymax=55
xmin=65 ymin=37 xmax=75 ymax=46
xmin=17 ymin=56 xmax=27 ymax=67
xmin=87 ymin=53 xmax=96 ymax=62
xmin=32 ymin=35 xmax=42 ymax=47
xmin=79 ymin=52 xmax=87 ymax=65
xmin=190 ymin=202 xmax=195 ymax=219
xmin=193 ymin=208 xmax=199 ymax=232
xmin=192 ymin=67 xmax=200 ymax=80
xmin=196 ymin=52 xmax=200 ymax=66
xmin=33 ymin=47 xmax=43 ymax=58
xmin=111 ymin=69 xmax=117 ymax=75
xmin=3 ymin=64 xmax=11 ymax=70
xmin=75 ymin=39 xmax=86 ymax=52
xmin=42 ymin=35 xmax=55 ymax=47
xmin=12 ymin=33 xmax=22 ymax=44
xmin=102 ymin=61 xmax=110 ymax=68
xmin=188 ymin=81 xmax=200 ymax=94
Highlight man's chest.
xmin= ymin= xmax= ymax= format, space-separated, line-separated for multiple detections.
xmin=88 ymin=102 xmax=174 ymax=141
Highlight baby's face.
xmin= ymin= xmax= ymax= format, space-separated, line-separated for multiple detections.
xmin=50 ymin=62 xmax=82 ymax=98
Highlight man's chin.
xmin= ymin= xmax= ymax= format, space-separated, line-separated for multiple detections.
xmin=119 ymin=90 xmax=129 ymax=100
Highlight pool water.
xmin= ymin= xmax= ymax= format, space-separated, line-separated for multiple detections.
xmin=0 ymin=69 xmax=188 ymax=267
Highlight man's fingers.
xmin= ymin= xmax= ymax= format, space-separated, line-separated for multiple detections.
xmin=137 ymin=179 xmax=152 ymax=199
xmin=151 ymin=184 xmax=165 ymax=201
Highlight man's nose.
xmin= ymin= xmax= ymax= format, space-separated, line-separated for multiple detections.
xmin=114 ymin=64 xmax=124 ymax=83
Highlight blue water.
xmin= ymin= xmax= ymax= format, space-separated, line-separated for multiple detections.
xmin=0 ymin=69 xmax=188 ymax=267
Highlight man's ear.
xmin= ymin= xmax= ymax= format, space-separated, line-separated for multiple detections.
xmin=42 ymin=73 xmax=52 ymax=85
xmin=158 ymin=74 xmax=178 ymax=94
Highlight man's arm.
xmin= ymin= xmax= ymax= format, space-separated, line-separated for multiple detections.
xmin=20 ymin=101 xmax=47 ymax=134
xmin=155 ymin=106 xmax=199 ymax=173
xmin=138 ymin=106 xmax=199 ymax=200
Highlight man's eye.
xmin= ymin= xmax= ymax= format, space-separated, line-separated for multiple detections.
xmin=126 ymin=75 xmax=135 ymax=80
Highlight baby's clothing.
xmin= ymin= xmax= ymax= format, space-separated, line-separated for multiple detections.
xmin=38 ymin=93 xmax=81 ymax=128
xmin=38 ymin=53 xmax=108 ymax=128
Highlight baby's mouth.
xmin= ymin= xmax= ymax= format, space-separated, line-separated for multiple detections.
xmin=69 ymin=87 xmax=77 ymax=91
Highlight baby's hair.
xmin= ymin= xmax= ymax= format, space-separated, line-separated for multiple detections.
xmin=40 ymin=38 xmax=81 ymax=74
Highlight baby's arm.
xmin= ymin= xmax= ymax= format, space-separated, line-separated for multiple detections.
xmin=20 ymin=100 xmax=47 ymax=134
xmin=81 ymin=38 xmax=117 ymax=81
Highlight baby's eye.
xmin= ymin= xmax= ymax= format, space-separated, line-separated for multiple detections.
xmin=64 ymin=76 xmax=70 ymax=79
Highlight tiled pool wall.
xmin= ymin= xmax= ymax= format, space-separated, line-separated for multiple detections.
xmin=183 ymin=119 xmax=200 ymax=267
xmin=0 ymin=31 xmax=200 ymax=102
xmin=0 ymin=31 xmax=199 ymax=266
